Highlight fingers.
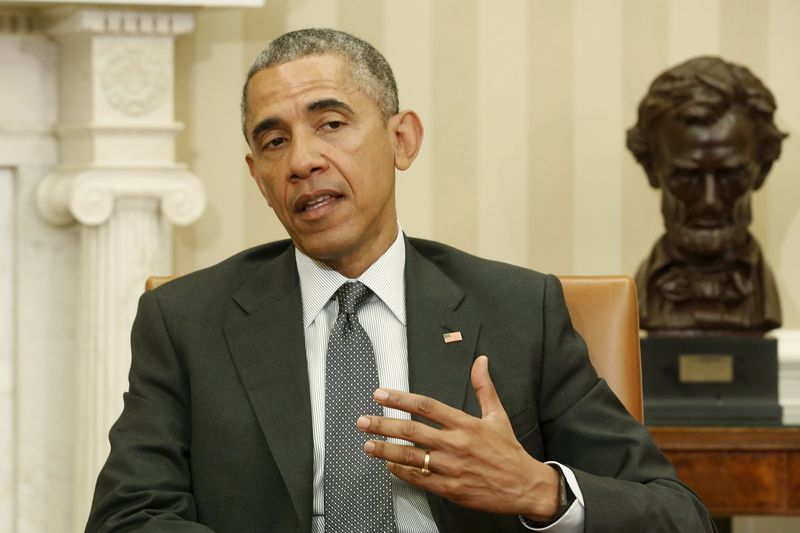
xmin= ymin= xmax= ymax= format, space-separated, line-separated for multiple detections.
xmin=357 ymin=356 xmax=547 ymax=517
xmin=364 ymin=440 xmax=447 ymax=476
xmin=386 ymin=461 xmax=470 ymax=509
xmin=357 ymin=415 xmax=439 ymax=449
xmin=387 ymin=461 xmax=446 ymax=488
xmin=372 ymin=387 xmax=467 ymax=428
xmin=471 ymin=355 xmax=504 ymax=419
xmin=366 ymin=441 xmax=458 ymax=491
xmin=386 ymin=461 xmax=439 ymax=492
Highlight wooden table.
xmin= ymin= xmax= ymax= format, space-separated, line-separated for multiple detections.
xmin=649 ymin=426 xmax=800 ymax=517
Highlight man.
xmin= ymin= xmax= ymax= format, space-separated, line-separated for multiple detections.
xmin=87 ymin=29 xmax=715 ymax=532
xmin=627 ymin=56 xmax=786 ymax=335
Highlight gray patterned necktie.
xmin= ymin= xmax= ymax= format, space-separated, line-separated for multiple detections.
xmin=324 ymin=282 xmax=396 ymax=532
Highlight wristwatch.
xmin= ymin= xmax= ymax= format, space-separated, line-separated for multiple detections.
xmin=520 ymin=466 xmax=576 ymax=528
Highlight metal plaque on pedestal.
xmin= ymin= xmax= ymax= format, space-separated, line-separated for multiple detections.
xmin=642 ymin=336 xmax=782 ymax=425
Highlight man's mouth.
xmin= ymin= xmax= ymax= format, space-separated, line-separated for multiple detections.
xmin=297 ymin=192 xmax=342 ymax=213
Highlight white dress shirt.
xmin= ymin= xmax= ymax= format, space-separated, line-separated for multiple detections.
xmin=295 ymin=227 xmax=584 ymax=532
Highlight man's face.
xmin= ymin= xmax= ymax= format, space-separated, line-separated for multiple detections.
xmin=650 ymin=109 xmax=761 ymax=257
xmin=244 ymin=55 xmax=401 ymax=277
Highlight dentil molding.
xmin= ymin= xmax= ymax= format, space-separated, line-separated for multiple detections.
xmin=0 ymin=8 xmax=39 ymax=33
xmin=46 ymin=7 xmax=194 ymax=36
xmin=1 ymin=1 xmax=263 ymax=37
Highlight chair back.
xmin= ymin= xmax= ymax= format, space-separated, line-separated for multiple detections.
xmin=558 ymin=275 xmax=643 ymax=423
xmin=145 ymin=275 xmax=174 ymax=292
xmin=145 ymin=274 xmax=644 ymax=422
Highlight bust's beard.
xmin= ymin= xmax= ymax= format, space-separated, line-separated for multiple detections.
xmin=662 ymin=197 xmax=752 ymax=257
xmin=664 ymin=222 xmax=749 ymax=256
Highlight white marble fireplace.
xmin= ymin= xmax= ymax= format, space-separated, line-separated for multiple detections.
xmin=0 ymin=2 xmax=259 ymax=531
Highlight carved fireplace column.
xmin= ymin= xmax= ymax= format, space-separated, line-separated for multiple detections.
xmin=35 ymin=7 xmax=205 ymax=526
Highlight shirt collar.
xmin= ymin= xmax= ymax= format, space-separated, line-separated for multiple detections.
xmin=295 ymin=225 xmax=407 ymax=328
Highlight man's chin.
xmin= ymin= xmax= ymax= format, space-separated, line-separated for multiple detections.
xmin=294 ymin=239 xmax=345 ymax=263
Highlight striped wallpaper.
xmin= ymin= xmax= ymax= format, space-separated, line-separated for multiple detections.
xmin=174 ymin=0 xmax=800 ymax=329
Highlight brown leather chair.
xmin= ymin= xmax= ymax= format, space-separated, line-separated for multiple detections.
xmin=145 ymin=275 xmax=174 ymax=292
xmin=558 ymin=275 xmax=643 ymax=423
xmin=144 ymin=274 xmax=643 ymax=423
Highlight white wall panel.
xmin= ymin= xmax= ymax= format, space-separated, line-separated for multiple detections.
xmin=0 ymin=168 xmax=14 ymax=533
xmin=767 ymin=0 xmax=800 ymax=326
xmin=573 ymin=0 xmax=623 ymax=274
xmin=286 ymin=0 xmax=338 ymax=31
xmin=476 ymin=0 xmax=529 ymax=265
xmin=384 ymin=0 xmax=434 ymax=240
xmin=669 ymin=0 xmax=721 ymax=63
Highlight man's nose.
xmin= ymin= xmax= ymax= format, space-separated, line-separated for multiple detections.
xmin=287 ymin=132 xmax=327 ymax=179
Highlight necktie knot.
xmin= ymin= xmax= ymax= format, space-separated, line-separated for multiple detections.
xmin=336 ymin=281 xmax=373 ymax=316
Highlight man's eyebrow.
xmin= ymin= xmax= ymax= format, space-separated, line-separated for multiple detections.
xmin=249 ymin=99 xmax=354 ymax=144
xmin=307 ymin=98 xmax=354 ymax=114
xmin=250 ymin=116 xmax=282 ymax=145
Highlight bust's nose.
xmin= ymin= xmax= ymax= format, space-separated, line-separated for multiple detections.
xmin=703 ymin=173 xmax=719 ymax=206
xmin=703 ymin=172 xmax=721 ymax=208
xmin=691 ymin=173 xmax=727 ymax=225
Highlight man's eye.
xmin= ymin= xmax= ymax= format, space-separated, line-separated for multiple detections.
xmin=265 ymin=137 xmax=286 ymax=149
xmin=324 ymin=121 xmax=344 ymax=130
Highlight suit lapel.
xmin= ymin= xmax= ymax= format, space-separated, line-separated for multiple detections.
xmin=223 ymin=247 xmax=313 ymax=533
xmin=220 ymin=239 xmax=481 ymax=530
xmin=405 ymin=240 xmax=480 ymax=422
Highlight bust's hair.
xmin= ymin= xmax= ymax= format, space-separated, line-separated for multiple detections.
xmin=240 ymin=28 xmax=399 ymax=143
xmin=626 ymin=56 xmax=787 ymax=185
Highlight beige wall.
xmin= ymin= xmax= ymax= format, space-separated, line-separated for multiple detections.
xmin=174 ymin=0 xmax=800 ymax=328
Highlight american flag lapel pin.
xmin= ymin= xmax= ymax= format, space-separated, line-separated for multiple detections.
xmin=443 ymin=331 xmax=463 ymax=344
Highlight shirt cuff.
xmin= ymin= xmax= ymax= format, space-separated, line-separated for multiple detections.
xmin=518 ymin=462 xmax=585 ymax=532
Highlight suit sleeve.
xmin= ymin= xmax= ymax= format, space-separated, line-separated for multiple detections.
xmin=536 ymin=275 xmax=716 ymax=533
xmin=85 ymin=291 xmax=215 ymax=532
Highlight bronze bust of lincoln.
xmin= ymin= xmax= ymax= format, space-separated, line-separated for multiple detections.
xmin=627 ymin=56 xmax=787 ymax=336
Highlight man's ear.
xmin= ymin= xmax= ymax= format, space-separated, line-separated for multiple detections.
xmin=390 ymin=110 xmax=424 ymax=171
xmin=245 ymin=153 xmax=273 ymax=207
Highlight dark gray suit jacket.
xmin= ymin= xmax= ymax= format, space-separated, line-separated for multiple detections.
xmin=87 ymin=237 xmax=715 ymax=532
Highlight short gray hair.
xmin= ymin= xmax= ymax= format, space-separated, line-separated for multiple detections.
xmin=241 ymin=28 xmax=399 ymax=143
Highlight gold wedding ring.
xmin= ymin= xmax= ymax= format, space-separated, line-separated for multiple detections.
xmin=421 ymin=451 xmax=431 ymax=476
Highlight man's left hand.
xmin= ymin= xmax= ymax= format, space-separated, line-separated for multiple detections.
xmin=356 ymin=355 xmax=560 ymax=522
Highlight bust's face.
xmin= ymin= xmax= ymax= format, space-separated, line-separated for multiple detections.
xmin=650 ymin=108 xmax=761 ymax=257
